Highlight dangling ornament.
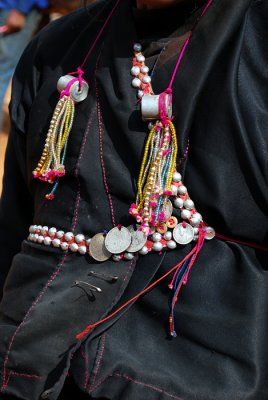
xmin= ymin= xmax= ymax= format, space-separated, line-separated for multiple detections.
xmin=32 ymin=67 xmax=89 ymax=199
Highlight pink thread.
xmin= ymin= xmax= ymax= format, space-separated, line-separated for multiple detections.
xmin=95 ymin=63 xmax=116 ymax=228
xmin=167 ymin=0 xmax=214 ymax=91
xmin=2 ymin=371 xmax=41 ymax=391
xmin=60 ymin=77 xmax=79 ymax=98
xmin=88 ymin=333 xmax=107 ymax=392
xmin=215 ymin=233 xmax=268 ymax=252
xmin=89 ymin=373 xmax=184 ymax=400
xmin=1 ymin=95 xmax=95 ymax=392
xmin=81 ymin=0 xmax=122 ymax=70
xmin=178 ymin=139 xmax=190 ymax=165
xmin=81 ymin=351 xmax=89 ymax=389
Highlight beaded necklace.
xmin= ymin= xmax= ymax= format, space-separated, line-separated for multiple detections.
xmin=30 ymin=0 xmax=216 ymax=338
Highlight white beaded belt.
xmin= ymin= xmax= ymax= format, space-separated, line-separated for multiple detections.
xmin=27 ymin=222 xmax=215 ymax=263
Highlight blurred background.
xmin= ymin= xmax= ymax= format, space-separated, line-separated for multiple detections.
xmin=0 ymin=0 xmax=87 ymax=194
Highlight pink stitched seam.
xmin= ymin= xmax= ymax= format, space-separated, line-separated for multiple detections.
xmin=95 ymin=55 xmax=116 ymax=228
xmin=1 ymin=103 xmax=95 ymax=392
xmin=81 ymin=350 xmax=89 ymax=390
xmin=178 ymin=139 xmax=190 ymax=165
xmin=90 ymin=373 xmax=184 ymax=400
xmin=2 ymin=372 xmax=41 ymax=391
xmin=88 ymin=333 xmax=107 ymax=392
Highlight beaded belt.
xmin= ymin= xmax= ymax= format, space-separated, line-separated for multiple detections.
xmin=27 ymin=223 xmax=215 ymax=263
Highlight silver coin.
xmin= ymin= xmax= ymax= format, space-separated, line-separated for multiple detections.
xmin=173 ymin=223 xmax=194 ymax=245
xmin=105 ymin=226 xmax=132 ymax=254
xmin=89 ymin=233 xmax=111 ymax=262
xmin=126 ymin=225 xmax=147 ymax=253
xmin=162 ymin=199 xmax=173 ymax=220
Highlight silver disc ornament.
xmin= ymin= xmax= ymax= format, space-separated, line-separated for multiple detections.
xmin=173 ymin=223 xmax=194 ymax=245
xmin=89 ymin=233 xmax=111 ymax=262
xmin=126 ymin=225 xmax=147 ymax=253
xmin=105 ymin=226 xmax=132 ymax=254
xmin=57 ymin=75 xmax=89 ymax=103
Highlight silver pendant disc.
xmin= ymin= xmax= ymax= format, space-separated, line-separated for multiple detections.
xmin=105 ymin=226 xmax=132 ymax=254
xmin=163 ymin=199 xmax=173 ymax=220
xmin=173 ymin=223 xmax=194 ymax=245
xmin=89 ymin=233 xmax=111 ymax=262
xmin=126 ymin=225 xmax=147 ymax=253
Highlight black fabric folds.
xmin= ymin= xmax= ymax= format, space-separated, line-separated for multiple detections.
xmin=0 ymin=0 xmax=268 ymax=399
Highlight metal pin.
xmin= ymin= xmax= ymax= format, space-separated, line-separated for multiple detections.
xmin=88 ymin=271 xmax=118 ymax=283
xmin=74 ymin=280 xmax=102 ymax=292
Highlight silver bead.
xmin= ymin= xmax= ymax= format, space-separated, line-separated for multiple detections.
xmin=65 ymin=232 xmax=74 ymax=242
xmin=38 ymin=235 xmax=44 ymax=244
xmin=142 ymin=75 xmax=151 ymax=84
xmin=41 ymin=226 xmax=49 ymax=236
xmin=61 ymin=242 xmax=69 ymax=251
xmin=152 ymin=232 xmax=162 ymax=242
xmin=113 ymin=254 xmax=122 ymax=262
xmin=170 ymin=184 xmax=178 ymax=196
xmin=70 ymin=243 xmax=79 ymax=252
xmin=184 ymin=199 xmax=194 ymax=210
xmin=132 ymin=78 xmax=141 ymax=88
xmin=52 ymin=238 xmax=61 ymax=248
xmin=167 ymin=240 xmax=177 ymax=250
xmin=190 ymin=213 xmax=202 ymax=226
xmin=29 ymin=226 xmax=33 ymax=233
xmin=177 ymin=185 xmax=187 ymax=195
xmin=153 ymin=241 xmax=163 ymax=252
xmin=56 ymin=230 xmax=64 ymax=239
xmin=193 ymin=227 xmax=199 ymax=235
xmin=86 ymin=238 xmax=91 ymax=245
xmin=181 ymin=209 xmax=191 ymax=220
xmin=78 ymin=245 xmax=87 ymax=255
xmin=34 ymin=233 xmax=39 ymax=242
xmin=205 ymin=226 xmax=215 ymax=240
xmin=75 ymin=234 xmax=85 ymax=243
xmin=37 ymin=225 xmax=42 ymax=231
xmin=131 ymin=66 xmax=140 ymax=76
xmin=164 ymin=231 xmax=172 ymax=241
xmin=137 ymin=90 xmax=144 ymax=99
xmin=136 ymin=54 xmax=145 ymax=63
xmin=148 ymin=122 xmax=154 ymax=130
xmin=44 ymin=237 xmax=52 ymax=246
xmin=49 ymin=227 xmax=57 ymax=237
xmin=172 ymin=172 xmax=182 ymax=182
xmin=124 ymin=252 xmax=135 ymax=260
xmin=133 ymin=43 xmax=142 ymax=52
xmin=141 ymin=65 xmax=149 ymax=74
xmin=174 ymin=197 xmax=184 ymax=208
xmin=139 ymin=246 xmax=149 ymax=255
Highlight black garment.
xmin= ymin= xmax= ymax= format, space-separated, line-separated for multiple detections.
xmin=0 ymin=0 xmax=268 ymax=399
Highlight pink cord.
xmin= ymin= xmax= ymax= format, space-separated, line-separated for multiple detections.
xmin=215 ymin=233 xmax=268 ymax=252
xmin=167 ymin=0 xmax=214 ymax=91
xmin=80 ymin=0 xmax=122 ymax=70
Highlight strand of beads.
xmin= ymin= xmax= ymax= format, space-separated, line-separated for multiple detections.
xmin=131 ymin=43 xmax=154 ymax=99
xmin=32 ymin=95 xmax=75 ymax=184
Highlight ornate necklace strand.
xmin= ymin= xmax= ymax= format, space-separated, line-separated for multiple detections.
xmin=28 ymin=0 xmax=217 ymax=338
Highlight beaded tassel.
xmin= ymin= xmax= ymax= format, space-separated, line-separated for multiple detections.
xmin=130 ymin=119 xmax=178 ymax=235
xmin=32 ymin=67 xmax=88 ymax=199
xmin=32 ymin=95 xmax=75 ymax=185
